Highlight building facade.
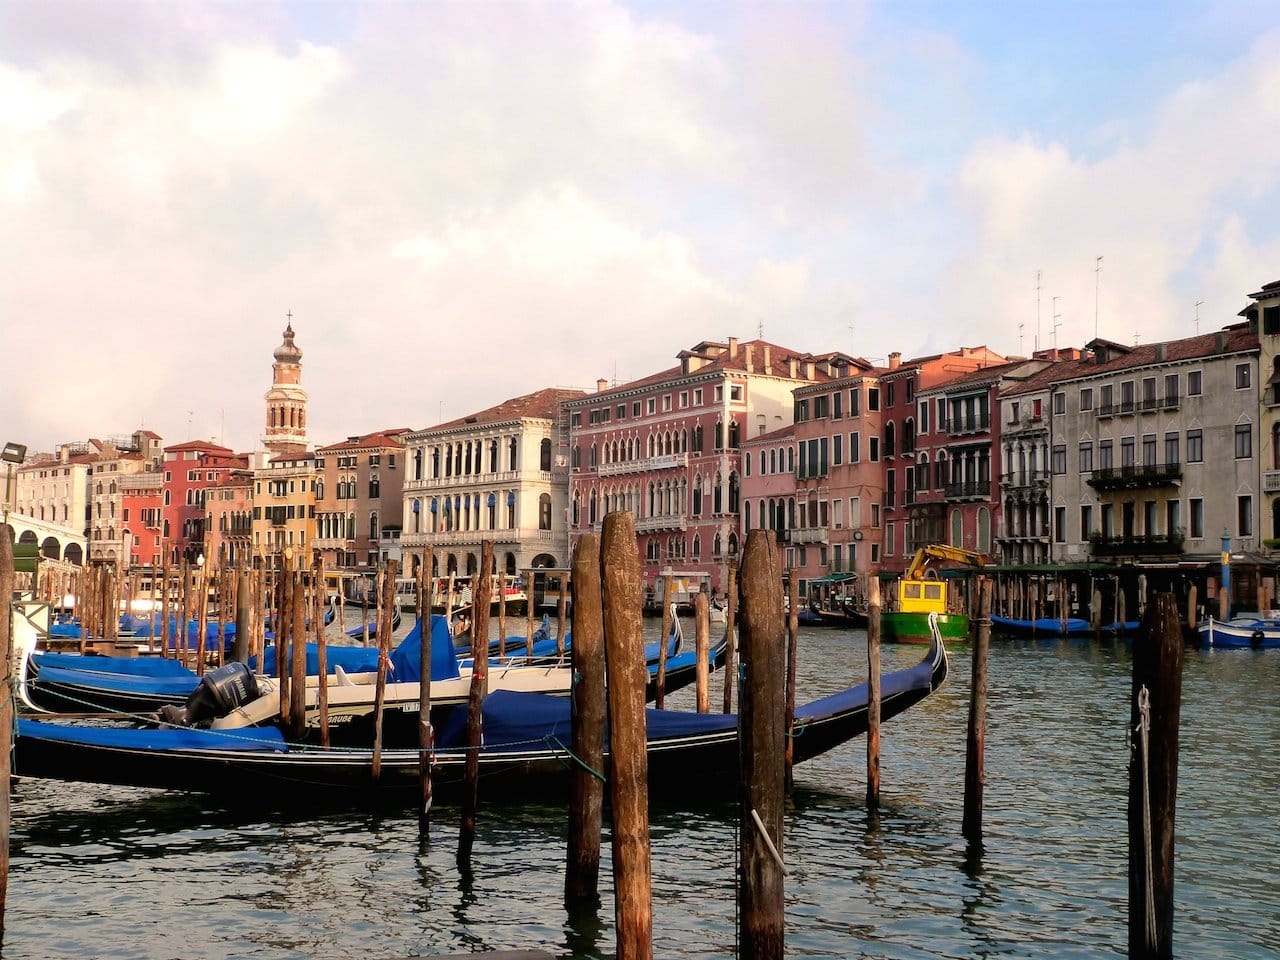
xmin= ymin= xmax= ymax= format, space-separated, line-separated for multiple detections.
xmin=86 ymin=430 xmax=163 ymax=565
xmin=566 ymin=338 xmax=834 ymax=595
xmin=400 ymin=388 xmax=585 ymax=580
xmin=1242 ymin=280 xmax=1280 ymax=542
xmin=314 ymin=430 xmax=409 ymax=570
xmin=161 ymin=441 xmax=246 ymax=565
xmin=204 ymin=470 xmax=254 ymax=569
xmin=252 ymin=449 xmax=317 ymax=568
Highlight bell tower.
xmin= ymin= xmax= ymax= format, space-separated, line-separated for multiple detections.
xmin=264 ymin=313 xmax=309 ymax=457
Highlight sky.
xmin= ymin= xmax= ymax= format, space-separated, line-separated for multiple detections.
xmin=4 ymin=0 xmax=1280 ymax=456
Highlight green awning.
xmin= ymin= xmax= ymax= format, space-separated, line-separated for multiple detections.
xmin=811 ymin=572 xmax=857 ymax=583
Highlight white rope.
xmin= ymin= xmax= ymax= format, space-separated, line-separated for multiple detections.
xmin=749 ymin=807 xmax=788 ymax=876
xmin=1135 ymin=685 xmax=1158 ymax=949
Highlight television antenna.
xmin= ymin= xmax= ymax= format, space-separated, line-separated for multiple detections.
xmin=1052 ymin=296 xmax=1062 ymax=352
xmin=1195 ymin=299 xmax=1205 ymax=334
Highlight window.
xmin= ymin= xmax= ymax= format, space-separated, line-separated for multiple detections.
xmin=1238 ymin=495 xmax=1253 ymax=537
xmin=1190 ymin=498 xmax=1204 ymax=538
xmin=886 ymin=522 xmax=895 ymax=555
xmin=885 ymin=382 xmax=895 ymax=407
xmin=1164 ymin=374 xmax=1179 ymax=403
xmin=1080 ymin=388 xmax=1093 ymax=411
xmin=1265 ymin=305 xmax=1280 ymax=335
xmin=1054 ymin=506 xmax=1066 ymax=542
xmin=1051 ymin=444 xmax=1066 ymax=474
xmin=1053 ymin=393 xmax=1065 ymax=415
xmin=833 ymin=433 xmax=843 ymax=466
xmin=1142 ymin=434 xmax=1156 ymax=466
xmin=867 ymin=388 xmax=880 ymax=412
xmin=849 ymin=388 xmax=860 ymax=416
xmin=832 ymin=391 xmax=843 ymax=420
xmin=1188 ymin=371 xmax=1202 ymax=396
xmin=1121 ymin=437 xmax=1135 ymax=467
xmin=1080 ymin=503 xmax=1093 ymax=541
xmin=646 ymin=398 xmax=656 ymax=415
xmin=1099 ymin=440 xmax=1113 ymax=470
xmin=849 ymin=432 xmax=860 ymax=463
xmin=1166 ymin=500 xmax=1180 ymax=538
xmin=662 ymin=395 xmax=672 ymax=412
xmin=1079 ymin=442 xmax=1093 ymax=473
xmin=1164 ymin=432 xmax=1179 ymax=465
xmin=1236 ymin=363 xmax=1251 ymax=389
xmin=679 ymin=392 xmax=688 ymax=409
xmin=871 ymin=503 xmax=881 ymax=528
xmin=1235 ymin=423 xmax=1253 ymax=459
xmin=633 ymin=401 xmax=642 ymax=417
xmin=1187 ymin=429 xmax=1203 ymax=462
xmin=869 ymin=436 xmax=880 ymax=461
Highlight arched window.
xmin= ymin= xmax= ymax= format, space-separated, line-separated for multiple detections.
xmin=977 ymin=507 xmax=991 ymax=553
xmin=713 ymin=472 xmax=723 ymax=513
xmin=369 ymin=511 xmax=379 ymax=540
xmin=315 ymin=479 xmax=324 ymax=500
xmin=692 ymin=478 xmax=702 ymax=517
xmin=950 ymin=510 xmax=963 ymax=548
xmin=728 ymin=472 xmax=740 ymax=513
xmin=884 ymin=421 xmax=896 ymax=457
xmin=728 ymin=421 xmax=739 ymax=448
xmin=509 ymin=437 xmax=518 ymax=470
xmin=540 ymin=438 xmax=552 ymax=471
xmin=572 ymin=493 xmax=580 ymax=526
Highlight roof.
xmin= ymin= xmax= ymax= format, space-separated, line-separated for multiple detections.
xmin=1001 ymin=325 xmax=1259 ymax=397
xmin=317 ymin=429 xmax=410 ymax=454
xmin=918 ymin=358 xmax=1046 ymax=396
xmin=434 ymin=387 xmax=587 ymax=431
xmin=163 ymin=440 xmax=236 ymax=455
xmin=565 ymin=339 xmax=851 ymax=404
xmin=743 ymin=423 xmax=796 ymax=445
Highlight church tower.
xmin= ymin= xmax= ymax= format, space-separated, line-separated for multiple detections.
xmin=263 ymin=315 xmax=309 ymax=457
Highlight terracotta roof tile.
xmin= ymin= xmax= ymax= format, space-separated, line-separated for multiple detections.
xmin=433 ymin=387 xmax=588 ymax=431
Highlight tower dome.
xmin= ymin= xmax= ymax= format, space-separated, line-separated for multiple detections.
xmin=274 ymin=322 xmax=303 ymax=363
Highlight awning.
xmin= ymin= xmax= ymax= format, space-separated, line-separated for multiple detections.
xmin=811 ymin=572 xmax=857 ymax=583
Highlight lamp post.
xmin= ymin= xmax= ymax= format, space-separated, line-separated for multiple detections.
xmin=2 ymin=442 xmax=27 ymax=530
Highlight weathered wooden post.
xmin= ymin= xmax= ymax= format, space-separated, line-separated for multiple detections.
xmin=0 ymin=528 xmax=15 ymax=931
xmin=694 ymin=592 xmax=710 ymax=714
xmin=313 ymin=558 xmax=330 ymax=748
xmin=458 ymin=545 xmax=492 ymax=867
xmin=738 ymin=529 xmax=786 ymax=960
xmin=784 ymin=571 xmax=799 ymax=791
xmin=566 ymin=533 xmax=606 ymax=905
xmin=159 ymin=555 xmax=170 ymax=657
xmin=963 ymin=576 xmax=993 ymax=848
xmin=234 ymin=568 xmax=250 ymax=664
xmin=600 ymin=513 xmax=652 ymax=960
xmin=289 ymin=566 xmax=307 ymax=741
xmin=1129 ymin=592 xmax=1183 ymax=960
xmin=866 ymin=574 xmax=882 ymax=811
xmin=497 ymin=566 xmax=508 ymax=656
xmin=556 ymin=572 xmax=568 ymax=658
xmin=418 ymin=545 xmax=434 ymax=833
xmin=195 ymin=560 xmax=210 ymax=675
xmin=277 ymin=559 xmax=292 ymax=728
xmin=1186 ymin=585 xmax=1197 ymax=633
xmin=525 ymin=569 xmax=537 ymax=660
xmin=722 ymin=560 xmax=738 ymax=714
xmin=372 ymin=559 xmax=399 ymax=779
xmin=655 ymin=574 xmax=674 ymax=708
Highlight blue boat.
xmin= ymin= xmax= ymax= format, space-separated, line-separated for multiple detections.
xmin=990 ymin=615 xmax=1140 ymax=637
xmin=1196 ymin=616 xmax=1280 ymax=649
xmin=11 ymin=628 xmax=948 ymax=806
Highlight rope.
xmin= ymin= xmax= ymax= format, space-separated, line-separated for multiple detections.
xmin=749 ymin=807 xmax=788 ymax=875
xmin=1134 ymin=684 xmax=1158 ymax=950
xmin=544 ymin=733 xmax=606 ymax=782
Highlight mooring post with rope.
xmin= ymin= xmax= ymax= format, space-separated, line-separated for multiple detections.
xmin=963 ymin=576 xmax=992 ymax=849
xmin=738 ymin=528 xmax=786 ymax=960
xmin=866 ymin=573 xmax=882 ymax=811
xmin=600 ymin=512 xmax=652 ymax=960
xmin=783 ymin=571 xmax=799 ymax=792
xmin=722 ymin=559 xmax=738 ymax=714
xmin=418 ymin=544 xmax=434 ymax=834
xmin=1129 ymin=592 xmax=1183 ymax=960
xmin=565 ymin=532 xmax=606 ymax=906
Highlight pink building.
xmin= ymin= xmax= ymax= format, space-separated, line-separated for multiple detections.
xmin=566 ymin=338 xmax=840 ymax=596
xmin=161 ymin=441 xmax=248 ymax=565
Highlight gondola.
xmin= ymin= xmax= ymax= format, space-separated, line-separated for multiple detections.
xmin=13 ymin=621 xmax=947 ymax=806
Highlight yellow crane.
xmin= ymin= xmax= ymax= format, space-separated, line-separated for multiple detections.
xmin=884 ymin=544 xmax=988 ymax=644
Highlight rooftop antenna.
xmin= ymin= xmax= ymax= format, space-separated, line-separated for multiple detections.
xmin=757 ymin=320 xmax=764 ymax=339
xmin=1195 ymin=299 xmax=1205 ymax=334
xmin=1094 ymin=256 xmax=1103 ymax=338
xmin=1035 ymin=270 xmax=1042 ymax=352
xmin=188 ymin=410 xmax=194 ymax=435
xmin=1051 ymin=296 xmax=1062 ymax=353
xmin=1018 ymin=321 xmax=1025 ymax=355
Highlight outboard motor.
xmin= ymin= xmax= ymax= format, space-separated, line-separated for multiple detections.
xmin=158 ymin=662 xmax=260 ymax=728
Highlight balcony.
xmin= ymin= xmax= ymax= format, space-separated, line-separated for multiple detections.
xmin=1264 ymin=469 xmax=1280 ymax=493
xmin=1089 ymin=533 xmax=1185 ymax=558
xmin=999 ymin=470 xmax=1050 ymax=492
xmin=947 ymin=415 xmax=991 ymax=437
xmin=791 ymin=526 xmax=829 ymax=545
xmin=943 ymin=480 xmax=991 ymax=501
xmin=882 ymin=491 xmax=896 ymax=509
xmin=1085 ymin=463 xmax=1182 ymax=491
xmin=598 ymin=453 xmax=687 ymax=477
xmin=635 ymin=515 xmax=688 ymax=533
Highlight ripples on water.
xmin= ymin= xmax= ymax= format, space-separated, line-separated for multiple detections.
xmin=6 ymin=626 xmax=1279 ymax=959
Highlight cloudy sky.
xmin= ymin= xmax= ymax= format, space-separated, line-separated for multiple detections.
xmin=4 ymin=0 xmax=1279 ymax=455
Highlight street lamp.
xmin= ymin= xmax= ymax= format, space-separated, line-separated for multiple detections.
xmin=2 ymin=441 xmax=27 ymax=528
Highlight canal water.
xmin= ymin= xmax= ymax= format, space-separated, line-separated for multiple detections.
xmin=5 ymin=621 xmax=1279 ymax=959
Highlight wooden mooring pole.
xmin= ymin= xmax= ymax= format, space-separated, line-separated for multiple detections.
xmin=655 ymin=574 xmax=673 ymax=708
xmin=866 ymin=574 xmax=882 ymax=811
xmin=963 ymin=576 xmax=992 ymax=849
xmin=784 ymin=572 xmax=799 ymax=792
xmin=738 ymin=529 xmax=785 ymax=960
xmin=419 ymin=545 xmax=435 ymax=833
xmin=0 ymin=527 xmax=15 ymax=933
xmin=599 ymin=513 xmax=652 ymax=960
xmin=458 ymin=545 xmax=491 ymax=868
xmin=694 ymin=592 xmax=710 ymax=714
xmin=1129 ymin=592 xmax=1183 ymax=960
xmin=566 ymin=533 xmax=605 ymax=905
xmin=722 ymin=560 xmax=738 ymax=714
xmin=372 ymin=559 xmax=399 ymax=780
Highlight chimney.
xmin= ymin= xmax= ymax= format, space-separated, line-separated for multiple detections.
xmin=745 ymin=345 xmax=754 ymax=373
xmin=596 ymin=378 xmax=608 ymax=392
xmin=1215 ymin=330 xmax=1227 ymax=353
xmin=788 ymin=356 xmax=798 ymax=378
xmin=728 ymin=336 xmax=738 ymax=359
xmin=763 ymin=345 xmax=772 ymax=374
xmin=803 ymin=359 xmax=815 ymax=379
xmin=888 ymin=352 xmax=902 ymax=370
xmin=1154 ymin=342 xmax=1166 ymax=362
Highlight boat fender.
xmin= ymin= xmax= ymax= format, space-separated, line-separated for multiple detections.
xmin=1252 ymin=629 xmax=1265 ymax=648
